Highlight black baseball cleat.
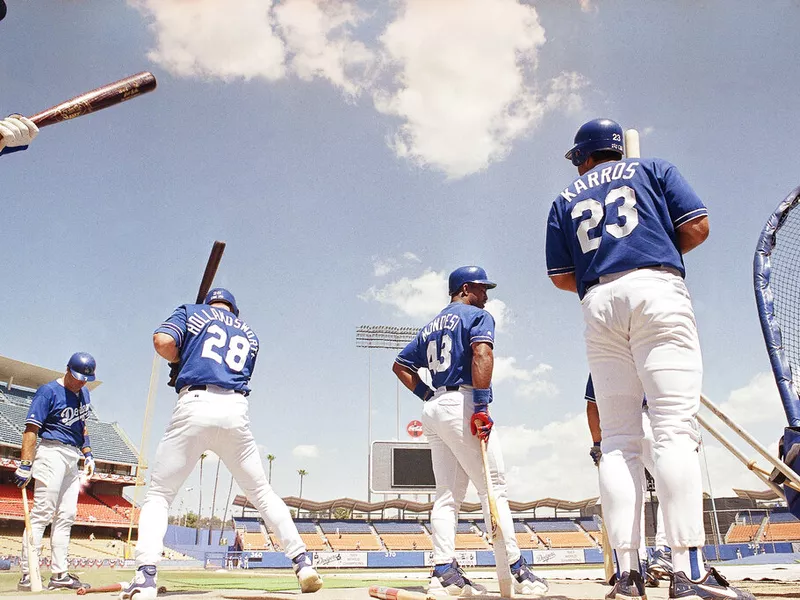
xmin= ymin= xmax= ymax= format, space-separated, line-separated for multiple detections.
xmin=17 ymin=574 xmax=33 ymax=591
xmin=606 ymin=570 xmax=647 ymax=600
xmin=669 ymin=567 xmax=755 ymax=600
xmin=47 ymin=572 xmax=91 ymax=590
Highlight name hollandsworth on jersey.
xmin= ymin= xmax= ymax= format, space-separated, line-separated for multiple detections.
xmin=186 ymin=306 xmax=259 ymax=358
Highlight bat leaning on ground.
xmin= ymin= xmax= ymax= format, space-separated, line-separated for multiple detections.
xmin=167 ymin=241 xmax=226 ymax=387
xmin=369 ymin=585 xmax=438 ymax=600
xmin=76 ymin=582 xmax=167 ymax=595
xmin=21 ymin=489 xmax=43 ymax=592
xmin=478 ymin=437 xmax=514 ymax=598
xmin=10 ymin=72 xmax=157 ymax=139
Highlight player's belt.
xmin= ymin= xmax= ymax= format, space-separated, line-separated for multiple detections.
xmin=584 ymin=264 xmax=666 ymax=290
xmin=445 ymin=385 xmax=460 ymax=391
xmin=186 ymin=384 xmax=245 ymax=395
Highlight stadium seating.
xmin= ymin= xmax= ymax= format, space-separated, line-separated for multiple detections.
xmin=725 ymin=524 xmax=760 ymax=543
xmin=0 ymin=484 xmax=32 ymax=518
xmin=374 ymin=521 xmax=432 ymax=550
xmin=242 ymin=532 xmax=269 ymax=550
xmin=761 ymin=512 xmax=800 ymax=542
xmin=535 ymin=531 xmax=594 ymax=548
xmin=76 ymin=493 xmax=128 ymax=525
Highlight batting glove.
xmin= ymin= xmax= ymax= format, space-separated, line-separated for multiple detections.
xmin=590 ymin=442 xmax=602 ymax=466
xmin=0 ymin=115 xmax=38 ymax=151
xmin=14 ymin=460 xmax=32 ymax=488
xmin=471 ymin=388 xmax=494 ymax=441
xmin=167 ymin=361 xmax=180 ymax=388
xmin=83 ymin=452 xmax=96 ymax=479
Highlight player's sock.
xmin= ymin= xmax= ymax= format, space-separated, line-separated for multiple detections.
xmin=672 ymin=547 xmax=702 ymax=579
xmin=616 ymin=549 xmax=639 ymax=574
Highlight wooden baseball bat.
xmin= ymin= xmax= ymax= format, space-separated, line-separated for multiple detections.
xmin=76 ymin=582 xmax=167 ymax=596
xmin=599 ymin=512 xmax=615 ymax=585
xmin=196 ymin=241 xmax=227 ymax=303
xmin=369 ymin=585 xmax=436 ymax=600
xmin=21 ymin=488 xmax=43 ymax=593
xmin=27 ymin=72 xmax=157 ymax=129
xmin=478 ymin=437 xmax=513 ymax=598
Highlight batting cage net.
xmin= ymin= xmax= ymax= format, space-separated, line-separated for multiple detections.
xmin=754 ymin=185 xmax=800 ymax=427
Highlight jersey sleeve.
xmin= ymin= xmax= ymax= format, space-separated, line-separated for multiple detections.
xmin=545 ymin=201 xmax=575 ymax=276
xmin=469 ymin=311 xmax=496 ymax=347
xmin=658 ymin=160 xmax=708 ymax=227
xmin=396 ymin=336 xmax=425 ymax=372
xmin=0 ymin=145 xmax=28 ymax=157
xmin=26 ymin=386 xmax=52 ymax=428
xmin=154 ymin=305 xmax=188 ymax=347
xmin=585 ymin=374 xmax=595 ymax=403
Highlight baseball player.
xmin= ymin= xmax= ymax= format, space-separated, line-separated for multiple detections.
xmin=14 ymin=352 xmax=96 ymax=591
xmin=122 ymin=288 xmax=322 ymax=599
xmin=546 ymin=119 xmax=754 ymax=600
xmin=393 ymin=266 xmax=548 ymax=597
xmin=0 ymin=114 xmax=38 ymax=156
xmin=585 ymin=375 xmax=669 ymax=586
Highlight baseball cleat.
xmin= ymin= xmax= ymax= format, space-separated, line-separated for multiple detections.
xmin=510 ymin=555 xmax=549 ymax=596
xmin=606 ymin=570 xmax=646 ymax=600
xmin=669 ymin=567 xmax=755 ymax=600
xmin=17 ymin=573 xmax=35 ymax=592
xmin=648 ymin=548 xmax=674 ymax=580
xmin=120 ymin=564 xmax=158 ymax=599
xmin=292 ymin=552 xmax=323 ymax=593
xmin=428 ymin=559 xmax=487 ymax=597
xmin=48 ymin=572 xmax=91 ymax=590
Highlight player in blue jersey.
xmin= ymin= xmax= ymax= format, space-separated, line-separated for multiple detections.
xmin=393 ymin=266 xmax=548 ymax=598
xmin=547 ymin=119 xmax=753 ymax=600
xmin=0 ymin=114 xmax=38 ymax=156
xmin=122 ymin=288 xmax=322 ymax=599
xmin=14 ymin=352 xmax=96 ymax=591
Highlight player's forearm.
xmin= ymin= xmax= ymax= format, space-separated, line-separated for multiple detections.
xmin=586 ymin=401 xmax=602 ymax=443
xmin=153 ymin=333 xmax=180 ymax=363
xmin=549 ymin=273 xmax=578 ymax=293
xmin=471 ymin=343 xmax=494 ymax=389
xmin=676 ymin=215 xmax=709 ymax=254
xmin=392 ymin=361 xmax=420 ymax=392
xmin=20 ymin=429 xmax=38 ymax=462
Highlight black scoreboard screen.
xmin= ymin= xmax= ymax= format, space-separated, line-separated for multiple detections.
xmin=391 ymin=447 xmax=436 ymax=489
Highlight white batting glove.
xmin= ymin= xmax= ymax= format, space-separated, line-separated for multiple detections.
xmin=0 ymin=115 xmax=39 ymax=151
xmin=83 ymin=452 xmax=96 ymax=480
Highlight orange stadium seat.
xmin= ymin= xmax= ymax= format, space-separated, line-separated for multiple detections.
xmin=327 ymin=533 xmax=382 ymax=551
xmin=515 ymin=532 xmax=540 ymax=549
xmin=455 ymin=532 xmax=489 ymax=550
xmin=725 ymin=524 xmax=760 ymax=543
xmin=536 ymin=531 xmax=594 ymax=548
xmin=761 ymin=522 xmax=800 ymax=542
xmin=242 ymin=531 xmax=269 ymax=550
xmin=380 ymin=533 xmax=433 ymax=551
xmin=299 ymin=532 xmax=329 ymax=551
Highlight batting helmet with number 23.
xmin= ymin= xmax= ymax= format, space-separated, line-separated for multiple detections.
xmin=565 ymin=118 xmax=624 ymax=167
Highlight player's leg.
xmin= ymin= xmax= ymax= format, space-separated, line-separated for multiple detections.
xmin=421 ymin=394 xmax=486 ymax=596
xmin=583 ymin=282 xmax=647 ymax=595
xmin=47 ymin=451 xmax=87 ymax=590
xmin=628 ymin=269 xmax=705 ymax=581
xmin=214 ymin=394 xmax=321 ymax=593
xmin=21 ymin=443 xmax=62 ymax=577
xmin=641 ymin=411 xmax=669 ymax=552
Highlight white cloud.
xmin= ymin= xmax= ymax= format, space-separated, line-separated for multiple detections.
xmin=360 ymin=269 xmax=447 ymax=319
xmin=371 ymin=252 xmax=422 ymax=277
xmin=274 ymin=0 xmax=373 ymax=96
xmin=402 ymin=252 xmax=421 ymax=262
xmin=484 ymin=299 xmax=511 ymax=333
xmin=131 ymin=0 xmax=287 ymax=81
xmin=373 ymin=0 xmax=555 ymax=178
xmin=715 ymin=371 xmax=785 ymax=428
xmin=292 ymin=444 xmax=319 ymax=458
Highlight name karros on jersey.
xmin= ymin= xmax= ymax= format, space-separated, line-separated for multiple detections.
xmin=560 ymin=162 xmax=639 ymax=202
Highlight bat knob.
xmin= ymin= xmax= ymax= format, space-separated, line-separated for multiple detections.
xmin=77 ymin=589 xmax=86 ymax=596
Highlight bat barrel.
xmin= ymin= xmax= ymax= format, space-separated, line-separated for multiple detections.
xmin=29 ymin=72 xmax=157 ymax=128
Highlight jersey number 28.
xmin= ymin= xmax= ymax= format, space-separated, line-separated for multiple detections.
xmin=201 ymin=324 xmax=251 ymax=372
xmin=572 ymin=185 xmax=639 ymax=254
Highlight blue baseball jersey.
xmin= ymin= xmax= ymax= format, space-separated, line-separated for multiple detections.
xmin=26 ymin=381 xmax=90 ymax=448
xmin=156 ymin=303 xmax=260 ymax=394
xmin=585 ymin=374 xmax=646 ymax=408
xmin=396 ymin=302 xmax=495 ymax=389
xmin=546 ymin=157 xmax=707 ymax=298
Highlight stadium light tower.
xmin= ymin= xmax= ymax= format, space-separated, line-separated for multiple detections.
xmin=356 ymin=325 xmax=417 ymax=503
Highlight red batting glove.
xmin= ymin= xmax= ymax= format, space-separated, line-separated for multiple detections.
xmin=471 ymin=410 xmax=494 ymax=441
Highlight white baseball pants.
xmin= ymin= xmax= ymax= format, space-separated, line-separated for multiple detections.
xmin=641 ymin=409 xmax=667 ymax=550
xmin=134 ymin=386 xmax=305 ymax=565
xmin=421 ymin=388 xmax=520 ymax=565
xmin=21 ymin=440 xmax=81 ymax=574
xmin=583 ymin=267 xmax=705 ymax=552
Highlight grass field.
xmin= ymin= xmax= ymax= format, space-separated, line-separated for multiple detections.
xmin=0 ymin=569 xmax=420 ymax=595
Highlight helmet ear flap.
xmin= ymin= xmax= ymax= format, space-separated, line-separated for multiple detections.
xmin=571 ymin=147 xmax=585 ymax=167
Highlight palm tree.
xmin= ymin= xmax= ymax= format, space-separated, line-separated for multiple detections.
xmin=267 ymin=454 xmax=276 ymax=484
xmin=298 ymin=469 xmax=307 ymax=499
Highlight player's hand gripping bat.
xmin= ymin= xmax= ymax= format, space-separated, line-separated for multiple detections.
xmin=2 ymin=72 xmax=157 ymax=144
xmin=167 ymin=241 xmax=226 ymax=387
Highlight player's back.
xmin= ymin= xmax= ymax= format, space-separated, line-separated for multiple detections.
xmin=176 ymin=304 xmax=260 ymax=393
xmin=414 ymin=302 xmax=494 ymax=389
xmin=546 ymin=157 xmax=706 ymax=297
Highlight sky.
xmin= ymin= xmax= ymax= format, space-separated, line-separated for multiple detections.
xmin=2 ymin=0 xmax=799 ymax=521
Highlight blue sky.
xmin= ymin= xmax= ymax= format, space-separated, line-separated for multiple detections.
xmin=2 ymin=0 xmax=798 ymax=519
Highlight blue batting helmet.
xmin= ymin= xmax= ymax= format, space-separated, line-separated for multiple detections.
xmin=0 ymin=1 xmax=7 ymax=22
xmin=204 ymin=287 xmax=238 ymax=316
xmin=68 ymin=352 xmax=96 ymax=382
xmin=448 ymin=266 xmax=497 ymax=296
xmin=565 ymin=118 xmax=624 ymax=166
